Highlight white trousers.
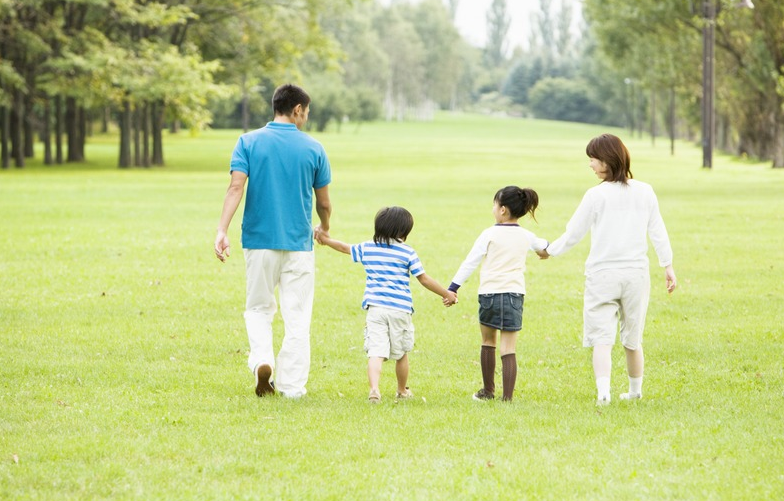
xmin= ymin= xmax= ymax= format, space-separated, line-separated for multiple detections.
xmin=244 ymin=249 xmax=315 ymax=397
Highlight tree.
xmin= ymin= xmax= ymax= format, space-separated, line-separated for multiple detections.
xmin=585 ymin=0 xmax=784 ymax=167
xmin=484 ymin=0 xmax=510 ymax=68
xmin=528 ymin=77 xmax=605 ymax=124
xmin=374 ymin=5 xmax=425 ymax=120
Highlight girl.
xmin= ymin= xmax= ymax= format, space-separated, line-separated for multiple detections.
xmin=538 ymin=133 xmax=676 ymax=405
xmin=316 ymin=206 xmax=457 ymax=403
xmin=448 ymin=186 xmax=547 ymax=402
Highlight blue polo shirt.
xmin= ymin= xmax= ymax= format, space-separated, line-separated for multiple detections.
xmin=230 ymin=122 xmax=331 ymax=251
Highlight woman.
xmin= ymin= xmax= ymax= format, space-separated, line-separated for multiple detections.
xmin=539 ymin=133 xmax=676 ymax=405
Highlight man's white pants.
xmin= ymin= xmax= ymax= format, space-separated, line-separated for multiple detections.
xmin=244 ymin=249 xmax=315 ymax=398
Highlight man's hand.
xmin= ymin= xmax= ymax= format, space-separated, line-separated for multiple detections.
xmin=215 ymin=231 xmax=230 ymax=262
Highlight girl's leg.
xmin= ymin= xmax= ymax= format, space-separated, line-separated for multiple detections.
xmin=395 ymin=353 xmax=409 ymax=394
xmin=593 ymin=344 xmax=613 ymax=403
xmin=623 ymin=346 xmax=644 ymax=398
xmin=479 ymin=324 xmax=498 ymax=395
xmin=499 ymin=331 xmax=518 ymax=401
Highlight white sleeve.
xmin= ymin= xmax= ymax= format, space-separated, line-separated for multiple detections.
xmin=451 ymin=230 xmax=491 ymax=287
xmin=647 ymin=192 xmax=673 ymax=267
xmin=525 ymin=229 xmax=549 ymax=251
xmin=546 ymin=190 xmax=594 ymax=257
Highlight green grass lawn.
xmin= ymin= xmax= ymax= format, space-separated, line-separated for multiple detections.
xmin=1 ymin=113 xmax=782 ymax=499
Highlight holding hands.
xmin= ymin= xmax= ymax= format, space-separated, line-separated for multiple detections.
xmin=313 ymin=225 xmax=329 ymax=244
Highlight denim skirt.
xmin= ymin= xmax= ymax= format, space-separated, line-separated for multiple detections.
xmin=478 ymin=292 xmax=524 ymax=331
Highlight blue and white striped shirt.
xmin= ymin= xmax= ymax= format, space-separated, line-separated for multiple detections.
xmin=351 ymin=241 xmax=425 ymax=313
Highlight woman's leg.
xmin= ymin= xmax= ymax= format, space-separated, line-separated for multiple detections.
xmin=623 ymin=346 xmax=644 ymax=398
xmin=593 ymin=344 xmax=613 ymax=403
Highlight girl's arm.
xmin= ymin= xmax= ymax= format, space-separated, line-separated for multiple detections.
xmin=449 ymin=230 xmax=490 ymax=291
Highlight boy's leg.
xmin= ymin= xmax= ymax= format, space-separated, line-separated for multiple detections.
xmin=479 ymin=324 xmax=498 ymax=395
xmin=277 ymin=251 xmax=315 ymax=398
xmin=368 ymin=356 xmax=383 ymax=393
xmin=499 ymin=331 xmax=518 ymax=401
xmin=395 ymin=353 xmax=409 ymax=394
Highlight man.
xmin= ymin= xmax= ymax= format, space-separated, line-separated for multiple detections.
xmin=215 ymin=84 xmax=332 ymax=399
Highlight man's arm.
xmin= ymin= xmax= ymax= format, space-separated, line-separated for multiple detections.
xmin=214 ymin=171 xmax=248 ymax=262
xmin=314 ymin=185 xmax=332 ymax=238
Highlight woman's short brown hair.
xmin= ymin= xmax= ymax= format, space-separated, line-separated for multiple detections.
xmin=586 ymin=133 xmax=633 ymax=183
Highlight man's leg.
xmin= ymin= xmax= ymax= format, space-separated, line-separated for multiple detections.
xmin=276 ymin=251 xmax=315 ymax=398
xmin=244 ymin=249 xmax=281 ymax=376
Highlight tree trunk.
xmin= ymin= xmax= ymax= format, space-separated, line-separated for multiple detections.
xmin=668 ymin=87 xmax=676 ymax=156
xmin=1 ymin=104 xmax=9 ymax=168
xmin=133 ymin=104 xmax=141 ymax=166
xmin=24 ymin=101 xmax=34 ymax=158
xmin=773 ymin=108 xmax=784 ymax=168
xmin=43 ymin=96 xmax=52 ymax=165
xmin=66 ymin=97 xmax=84 ymax=162
xmin=55 ymin=95 xmax=63 ymax=164
xmin=102 ymin=106 xmax=109 ymax=134
xmin=12 ymin=88 xmax=24 ymax=167
xmin=24 ymin=72 xmax=34 ymax=159
xmin=142 ymin=102 xmax=150 ymax=167
xmin=152 ymin=100 xmax=164 ymax=166
xmin=78 ymin=105 xmax=87 ymax=160
xmin=119 ymin=99 xmax=132 ymax=168
xmin=650 ymin=89 xmax=656 ymax=146
xmin=241 ymin=73 xmax=250 ymax=132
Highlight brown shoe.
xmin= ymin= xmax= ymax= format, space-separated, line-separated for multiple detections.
xmin=396 ymin=388 xmax=414 ymax=399
xmin=255 ymin=364 xmax=275 ymax=397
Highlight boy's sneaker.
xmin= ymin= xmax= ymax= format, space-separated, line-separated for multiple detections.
xmin=368 ymin=389 xmax=381 ymax=404
xmin=472 ymin=388 xmax=495 ymax=401
xmin=396 ymin=388 xmax=414 ymax=399
xmin=596 ymin=394 xmax=611 ymax=406
xmin=255 ymin=364 xmax=275 ymax=397
xmin=620 ymin=392 xmax=642 ymax=401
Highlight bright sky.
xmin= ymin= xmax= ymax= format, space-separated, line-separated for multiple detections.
xmin=453 ymin=0 xmax=582 ymax=52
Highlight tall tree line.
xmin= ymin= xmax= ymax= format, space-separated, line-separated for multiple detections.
xmin=0 ymin=0 xmax=333 ymax=168
xmin=584 ymin=0 xmax=784 ymax=168
xmin=4 ymin=0 xmax=782 ymax=168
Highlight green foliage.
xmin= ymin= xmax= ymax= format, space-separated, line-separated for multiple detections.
xmin=484 ymin=0 xmax=510 ymax=68
xmin=1 ymin=114 xmax=783 ymax=499
xmin=584 ymin=0 xmax=784 ymax=166
xmin=528 ymin=77 xmax=605 ymax=124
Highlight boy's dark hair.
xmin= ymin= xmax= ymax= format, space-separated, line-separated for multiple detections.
xmin=586 ymin=133 xmax=632 ymax=183
xmin=272 ymin=84 xmax=311 ymax=117
xmin=373 ymin=206 xmax=414 ymax=246
xmin=494 ymin=186 xmax=539 ymax=221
